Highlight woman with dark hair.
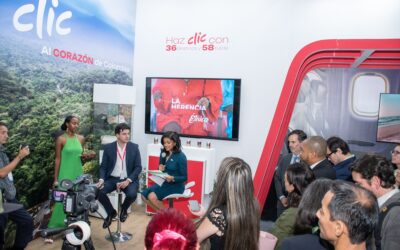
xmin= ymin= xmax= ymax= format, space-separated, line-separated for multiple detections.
xmin=268 ymin=162 xmax=315 ymax=249
xmin=145 ymin=208 xmax=198 ymax=250
xmin=47 ymin=115 xmax=85 ymax=231
xmin=391 ymin=144 xmax=400 ymax=187
xmin=294 ymin=178 xmax=334 ymax=234
xmin=142 ymin=131 xmax=187 ymax=211
xmin=189 ymin=157 xmax=260 ymax=250
xmin=281 ymin=179 xmax=334 ymax=250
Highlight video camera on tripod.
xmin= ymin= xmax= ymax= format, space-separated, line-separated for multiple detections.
xmin=54 ymin=174 xmax=99 ymax=222
xmin=41 ymin=174 xmax=99 ymax=250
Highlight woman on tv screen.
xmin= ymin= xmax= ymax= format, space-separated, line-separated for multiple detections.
xmin=152 ymin=78 xmax=223 ymax=136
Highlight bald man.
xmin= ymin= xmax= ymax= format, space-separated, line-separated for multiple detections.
xmin=300 ymin=136 xmax=335 ymax=179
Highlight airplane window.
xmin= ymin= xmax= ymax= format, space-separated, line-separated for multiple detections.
xmin=351 ymin=73 xmax=388 ymax=117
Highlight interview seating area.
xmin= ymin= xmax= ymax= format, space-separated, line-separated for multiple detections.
xmin=27 ymin=203 xmax=151 ymax=250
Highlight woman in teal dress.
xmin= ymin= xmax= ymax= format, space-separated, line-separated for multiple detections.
xmin=47 ymin=115 xmax=85 ymax=229
xmin=142 ymin=131 xmax=187 ymax=211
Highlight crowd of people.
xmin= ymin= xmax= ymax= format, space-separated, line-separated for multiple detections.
xmin=273 ymin=129 xmax=400 ymax=250
xmin=1 ymin=118 xmax=400 ymax=250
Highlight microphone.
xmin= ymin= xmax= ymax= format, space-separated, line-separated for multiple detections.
xmin=40 ymin=227 xmax=67 ymax=237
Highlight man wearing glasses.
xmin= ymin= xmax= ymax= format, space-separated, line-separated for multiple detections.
xmin=391 ymin=144 xmax=400 ymax=187
xmin=326 ymin=136 xmax=355 ymax=182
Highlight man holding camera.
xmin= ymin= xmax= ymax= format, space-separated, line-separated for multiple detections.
xmin=96 ymin=123 xmax=142 ymax=228
xmin=0 ymin=122 xmax=33 ymax=250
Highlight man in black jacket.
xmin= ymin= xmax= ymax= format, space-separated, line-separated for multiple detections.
xmin=96 ymin=123 xmax=142 ymax=228
xmin=300 ymin=136 xmax=335 ymax=180
xmin=274 ymin=129 xmax=307 ymax=216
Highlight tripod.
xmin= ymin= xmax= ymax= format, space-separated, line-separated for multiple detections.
xmin=62 ymin=212 xmax=95 ymax=249
xmin=62 ymin=234 xmax=94 ymax=250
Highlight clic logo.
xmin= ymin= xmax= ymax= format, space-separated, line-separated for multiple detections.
xmin=187 ymin=32 xmax=206 ymax=45
xmin=165 ymin=32 xmax=229 ymax=52
xmin=13 ymin=0 xmax=72 ymax=39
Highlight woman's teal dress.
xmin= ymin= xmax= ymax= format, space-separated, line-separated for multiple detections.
xmin=142 ymin=150 xmax=187 ymax=200
xmin=47 ymin=134 xmax=83 ymax=228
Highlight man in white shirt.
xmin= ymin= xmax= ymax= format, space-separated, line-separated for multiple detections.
xmin=97 ymin=123 xmax=142 ymax=228
xmin=350 ymin=154 xmax=400 ymax=250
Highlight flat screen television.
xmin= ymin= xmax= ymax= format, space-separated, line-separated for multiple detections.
xmin=376 ymin=93 xmax=400 ymax=143
xmin=145 ymin=77 xmax=241 ymax=141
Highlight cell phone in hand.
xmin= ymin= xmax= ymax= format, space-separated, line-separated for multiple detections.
xmin=188 ymin=200 xmax=200 ymax=212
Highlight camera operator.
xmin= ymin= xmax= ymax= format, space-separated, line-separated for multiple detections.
xmin=0 ymin=122 xmax=33 ymax=250
xmin=96 ymin=123 xmax=142 ymax=228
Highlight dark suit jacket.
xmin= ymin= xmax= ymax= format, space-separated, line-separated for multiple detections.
xmin=274 ymin=153 xmax=293 ymax=199
xmin=379 ymin=191 xmax=400 ymax=250
xmin=281 ymin=234 xmax=333 ymax=250
xmin=311 ymin=159 xmax=336 ymax=180
xmin=333 ymin=156 xmax=355 ymax=182
xmin=100 ymin=141 xmax=142 ymax=184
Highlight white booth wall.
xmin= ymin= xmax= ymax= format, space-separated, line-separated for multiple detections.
xmin=131 ymin=0 xmax=400 ymax=175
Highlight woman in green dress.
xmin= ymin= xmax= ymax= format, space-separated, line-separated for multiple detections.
xmin=47 ymin=115 xmax=85 ymax=229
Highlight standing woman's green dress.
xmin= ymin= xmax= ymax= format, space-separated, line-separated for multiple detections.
xmin=47 ymin=134 xmax=83 ymax=228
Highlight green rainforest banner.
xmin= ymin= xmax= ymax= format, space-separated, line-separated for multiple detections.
xmin=0 ymin=0 xmax=136 ymax=214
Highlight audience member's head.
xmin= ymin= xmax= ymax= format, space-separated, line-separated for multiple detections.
xmin=316 ymin=181 xmax=378 ymax=248
xmin=350 ymin=154 xmax=395 ymax=197
xmin=391 ymin=144 xmax=400 ymax=168
xmin=145 ymin=208 xmax=198 ymax=250
xmin=326 ymin=136 xmax=351 ymax=165
xmin=287 ymin=129 xmax=308 ymax=155
xmin=285 ymin=162 xmax=315 ymax=208
xmin=392 ymin=144 xmax=400 ymax=187
xmin=300 ymin=136 xmax=327 ymax=165
xmin=294 ymin=178 xmax=334 ymax=234
xmin=209 ymin=157 xmax=260 ymax=250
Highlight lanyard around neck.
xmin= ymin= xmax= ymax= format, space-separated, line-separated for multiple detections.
xmin=117 ymin=144 xmax=127 ymax=163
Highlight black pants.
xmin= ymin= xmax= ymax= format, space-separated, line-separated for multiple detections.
xmin=98 ymin=177 xmax=138 ymax=216
xmin=0 ymin=199 xmax=33 ymax=250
